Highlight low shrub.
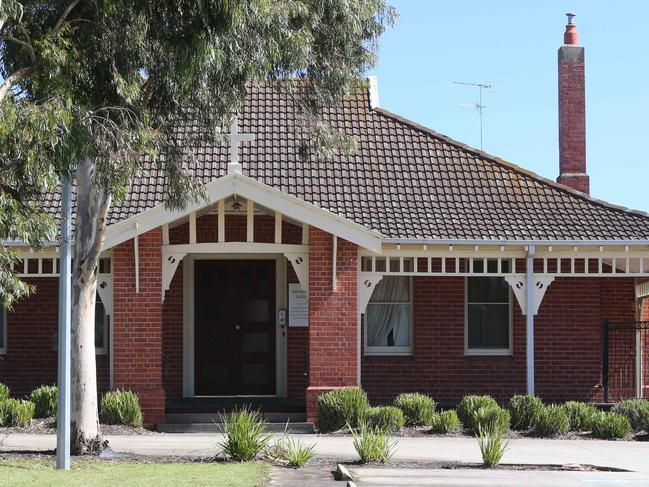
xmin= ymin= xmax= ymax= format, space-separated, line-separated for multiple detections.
xmin=509 ymin=395 xmax=543 ymax=431
xmin=393 ymin=393 xmax=436 ymax=427
xmin=533 ymin=404 xmax=569 ymax=437
xmin=457 ymin=395 xmax=499 ymax=431
xmin=219 ymin=407 xmax=271 ymax=461
xmin=0 ymin=399 xmax=35 ymax=427
xmin=590 ymin=412 xmax=632 ymax=440
xmin=350 ymin=421 xmax=398 ymax=463
xmin=29 ymin=385 xmax=58 ymax=418
xmin=269 ymin=425 xmax=315 ymax=467
xmin=563 ymin=401 xmax=597 ymax=431
xmin=477 ymin=422 xmax=510 ymax=468
xmin=429 ymin=410 xmax=461 ymax=434
xmin=364 ymin=406 xmax=405 ymax=434
xmin=100 ymin=390 xmax=143 ymax=427
xmin=316 ymin=387 xmax=369 ymax=432
xmin=472 ymin=406 xmax=510 ymax=435
xmin=611 ymin=399 xmax=649 ymax=432
xmin=0 ymin=383 xmax=10 ymax=402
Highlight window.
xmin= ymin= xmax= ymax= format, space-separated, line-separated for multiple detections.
xmin=0 ymin=303 xmax=6 ymax=354
xmin=365 ymin=276 xmax=412 ymax=355
xmin=95 ymin=294 xmax=108 ymax=354
xmin=466 ymin=277 xmax=512 ymax=355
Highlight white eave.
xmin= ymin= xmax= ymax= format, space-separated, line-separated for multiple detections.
xmin=103 ymin=172 xmax=384 ymax=253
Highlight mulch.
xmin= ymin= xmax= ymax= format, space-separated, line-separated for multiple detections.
xmin=0 ymin=418 xmax=156 ymax=436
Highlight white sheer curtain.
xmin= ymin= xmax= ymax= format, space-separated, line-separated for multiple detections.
xmin=366 ymin=277 xmax=410 ymax=347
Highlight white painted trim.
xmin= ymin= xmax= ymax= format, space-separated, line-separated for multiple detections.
xmin=364 ymin=276 xmax=413 ymax=356
xmin=96 ymin=274 xmax=113 ymax=317
xmin=302 ymin=223 xmax=309 ymax=245
xmin=182 ymin=254 xmax=288 ymax=398
xmin=162 ymin=224 xmax=170 ymax=246
xmin=189 ymin=212 xmax=197 ymax=244
xmin=218 ymin=200 xmax=225 ymax=243
xmin=368 ymin=75 xmax=380 ymax=109
xmin=333 ymin=236 xmax=338 ymax=292
xmin=464 ymin=276 xmax=514 ymax=357
xmin=246 ymin=200 xmax=254 ymax=243
xmin=275 ymin=212 xmax=282 ymax=244
xmin=103 ymin=173 xmax=382 ymax=252
xmin=134 ymin=230 xmax=140 ymax=293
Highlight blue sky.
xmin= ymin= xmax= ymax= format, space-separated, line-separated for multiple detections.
xmin=371 ymin=1 xmax=649 ymax=212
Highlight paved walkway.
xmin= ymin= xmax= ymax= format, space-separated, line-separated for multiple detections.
xmin=2 ymin=433 xmax=649 ymax=474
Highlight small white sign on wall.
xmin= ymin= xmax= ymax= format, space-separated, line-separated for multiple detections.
xmin=288 ymin=283 xmax=309 ymax=327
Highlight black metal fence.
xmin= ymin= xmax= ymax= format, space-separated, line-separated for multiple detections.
xmin=602 ymin=319 xmax=649 ymax=403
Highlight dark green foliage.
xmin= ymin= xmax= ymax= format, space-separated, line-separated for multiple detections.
xmin=429 ymin=410 xmax=461 ymax=434
xmin=100 ymin=390 xmax=143 ymax=427
xmin=364 ymin=406 xmax=405 ymax=434
xmin=0 ymin=383 xmax=10 ymax=402
xmin=0 ymin=399 xmax=35 ymax=426
xmin=393 ymin=393 xmax=436 ymax=427
xmin=219 ymin=407 xmax=271 ymax=461
xmin=472 ymin=406 xmax=510 ymax=435
xmin=29 ymin=385 xmax=57 ymax=418
xmin=509 ymin=395 xmax=543 ymax=431
xmin=316 ymin=387 xmax=369 ymax=432
xmin=611 ymin=399 xmax=649 ymax=432
xmin=563 ymin=401 xmax=597 ymax=431
xmin=533 ymin=405 xmax=570 ymax=437
xmin=590 ymin=411 xmax=632 ymax=439
xmin=457 ymin=395 xmax=499 ymax=431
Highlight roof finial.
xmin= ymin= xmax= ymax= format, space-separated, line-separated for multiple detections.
xmin=563 ymin=12 xmax=578 ymax=45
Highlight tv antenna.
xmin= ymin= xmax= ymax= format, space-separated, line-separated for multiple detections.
xmin=454 ymin=81 xmax=493 ymax=150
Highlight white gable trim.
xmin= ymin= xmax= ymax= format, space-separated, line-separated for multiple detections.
xmin=103 ymin=173 xmax=383 ymax=252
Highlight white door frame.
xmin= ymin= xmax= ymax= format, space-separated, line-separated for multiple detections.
xmin=182 ymin=253 xmax=288 ymax=397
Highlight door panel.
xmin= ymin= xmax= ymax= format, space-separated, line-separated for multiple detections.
xmin=194 ymin=260 xmax=276 ymax=395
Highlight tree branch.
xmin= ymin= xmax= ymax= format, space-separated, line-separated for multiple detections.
xmin=0 ymin=65 xmax=33 ymax=102
xmin=3 ymin=34 xmax=36 ymax=63
xmin=53 ymin=0 xmax=82 ymax=34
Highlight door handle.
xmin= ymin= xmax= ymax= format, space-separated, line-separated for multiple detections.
xmin=235 ymin=324 xmax=240 ymax=330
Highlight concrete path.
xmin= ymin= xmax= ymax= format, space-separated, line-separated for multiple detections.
xmin=3 ymin=433 xmax=649 ymax=473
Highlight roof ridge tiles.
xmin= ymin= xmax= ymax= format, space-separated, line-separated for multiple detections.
xmin=372 ymin=107 xmax=649 ymax=222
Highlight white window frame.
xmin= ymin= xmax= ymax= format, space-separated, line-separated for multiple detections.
xmin=0 ymin=304 xmax=6 ymax=354
xmin=364 ymin=276 xmax=413 ymax=356
xmin=464 ymin=277 xmax=513 ymax=356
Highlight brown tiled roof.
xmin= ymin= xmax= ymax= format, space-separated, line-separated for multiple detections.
xmin=40 ymin=82 xmax=649 ymax=242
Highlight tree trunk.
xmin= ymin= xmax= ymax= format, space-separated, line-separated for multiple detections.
xmin=70 ymin=158 xmax=111 ymax=455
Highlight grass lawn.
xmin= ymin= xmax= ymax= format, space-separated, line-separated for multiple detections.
xmin=0 ymin=459 xmax=270 ymax=487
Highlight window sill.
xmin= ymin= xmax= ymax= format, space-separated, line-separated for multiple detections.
xmin=365 ymin=350 xmax=412 ymax=357
xmin=464 ymin=349 xmax=513 ymax=357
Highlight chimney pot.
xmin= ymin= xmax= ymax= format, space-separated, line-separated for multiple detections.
xmin=564 ymin=13 xmax=579 ymax=45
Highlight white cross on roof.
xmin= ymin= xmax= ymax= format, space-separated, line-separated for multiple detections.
xmin=227 ymin=115 xmax=256 ymax=174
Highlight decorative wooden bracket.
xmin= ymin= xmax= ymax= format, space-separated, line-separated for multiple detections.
xmin=359 ymin=273 xmax=384 ymax=314
xmin=285 ymin=252 xmax=309 ymax=295
xmin=162 ymin=251 xmax=187 ymax=302
xmin=96 ymin=274 xmax=113 ymax=316
xmin=505 ymin=276 xmax=555 ymax=315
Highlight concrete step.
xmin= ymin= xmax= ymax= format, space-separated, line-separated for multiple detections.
xmin=157 ymin=421 xmax=314 ymax=434
xmin=164 ymin=411 xmax=306 ymax=424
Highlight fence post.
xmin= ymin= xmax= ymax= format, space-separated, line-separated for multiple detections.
xmin=602 ymin=318 xmax=609 ymax=403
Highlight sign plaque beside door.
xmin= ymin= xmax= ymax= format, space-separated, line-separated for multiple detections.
xmin=288 ymin=283 xmax=309 ymax=327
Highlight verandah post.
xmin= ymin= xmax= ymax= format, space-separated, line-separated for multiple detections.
xmin=526 ymin=245 xmax=536 ymax=395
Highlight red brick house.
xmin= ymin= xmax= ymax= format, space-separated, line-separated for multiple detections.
xmin=2 ymin=19 xmax=649 ymax=428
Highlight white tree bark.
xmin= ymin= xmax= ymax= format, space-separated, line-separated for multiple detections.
xmin=70 ymin=158 xmax=111 ymax=454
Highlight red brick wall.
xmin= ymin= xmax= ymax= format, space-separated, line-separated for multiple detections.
xmin=306 ymin=228 xmax=359 ymax=421
xmin=0 ymin=278 xmax=109 ymax=398
xmin=362 ymin=276 xmax=636 ymax=407
xmin=113 ymin=229 xmax=165 ymax=425
xmin=287 ymin=265 xmax=308 ymax=398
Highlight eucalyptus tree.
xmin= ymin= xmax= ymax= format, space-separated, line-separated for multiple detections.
xmin=1 ymin=0 xmax=394 ymax=453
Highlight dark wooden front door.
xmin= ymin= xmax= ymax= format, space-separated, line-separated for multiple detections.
xmin=194 ymin=260 xmax=276 ymax=395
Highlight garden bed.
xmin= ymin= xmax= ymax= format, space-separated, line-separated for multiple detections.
xmin=0 ymin=418 xmax=156 ymax=436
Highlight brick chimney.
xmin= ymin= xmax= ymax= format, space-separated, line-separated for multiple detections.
xmin=557 ymin=13 xmax=589 ymax=194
